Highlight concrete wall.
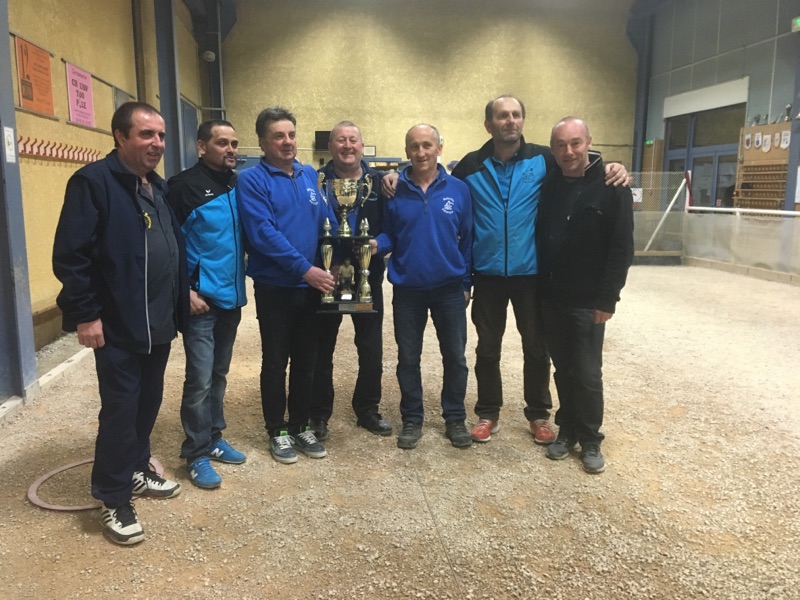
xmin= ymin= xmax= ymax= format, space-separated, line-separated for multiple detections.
xmin=223 ymin=0 xmax=638 ymax=167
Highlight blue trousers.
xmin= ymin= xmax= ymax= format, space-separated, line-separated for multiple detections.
xmin=392 ymin=281 xmax=468 ymax=424
xmin=91 ymin=341 xmax=171 ymax=507
xmin=179 ymin=305 xmax=241 ymax=461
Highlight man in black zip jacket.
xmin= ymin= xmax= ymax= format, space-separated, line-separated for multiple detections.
xmin=536 ymin=117 xmax=634 ymax=474
xmin=53 ymin=102 xmax=188 ymax=545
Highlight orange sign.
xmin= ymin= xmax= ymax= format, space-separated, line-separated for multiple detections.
xmin=16 ymin=37 xmax=54 ymax=116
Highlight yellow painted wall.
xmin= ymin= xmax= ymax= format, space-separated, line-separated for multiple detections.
xmin=224 ymin=0 xmax=637 ymax=167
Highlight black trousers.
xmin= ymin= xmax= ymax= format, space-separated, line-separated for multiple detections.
xmin=91 ymin=341 xmax=171 ymax=507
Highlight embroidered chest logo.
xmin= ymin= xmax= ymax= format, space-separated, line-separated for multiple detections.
xmin=442 ymin=198 xmax=455 ymax=214
xmin=520 ymin=168 xmax=537 ymax=184
xmin=204 ymin=189 xmax=214 ymax=197
xmin=307 ymin=188 xmax=319 ymax=205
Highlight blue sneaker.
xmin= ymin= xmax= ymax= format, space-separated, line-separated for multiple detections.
xmin=188 ymin=456 xmax=222 ymax=489
xmin=208 ymin=439 xmax=246 ymax=464
xmin=270 ymin=430 xmax=298 ymax=464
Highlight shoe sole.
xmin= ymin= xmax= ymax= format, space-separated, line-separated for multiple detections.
xmin=188 ymin=474 xmax=222 ymax=489
xmin=132 ymin=487 xmax=181 ymax=499
xmin=293 ymin=446 xmax=328 ymax=459
xmin=583 ymin=463 xmax=607 ymax=474
xmin=207 ymin=454 xmax=246 ymax=465
xmin=397 ymin=440 xmax=419 ymax=449
xmin=103 ymin=528 xmax=145 ymax=545
xmin=271 ymin=453 xmax=298 ymax=464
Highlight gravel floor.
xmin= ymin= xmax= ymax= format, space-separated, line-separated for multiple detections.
xmin=1 ymin=265 xmax=798 ymax=599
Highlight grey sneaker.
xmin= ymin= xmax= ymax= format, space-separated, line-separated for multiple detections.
xmin=445 ymin=421 xmax=473 ymax=448
xmin=270 ymin=430 xmax=298 ymax=464
xmin=397 ymin=422 xmax=423 ymax=449
xmin=580 ymin=444 xmax=606 ymax=473
xmin=291 ymin=427 xmax=328 ymax=459
xmin=100 ymin=502 xmax=144 ymax=545
xmin=546 ymin=432 xmax=578 ymax=460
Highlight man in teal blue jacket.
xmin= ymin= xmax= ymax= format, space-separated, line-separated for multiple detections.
xmin=167 ymin=119 xmax=247 ymax=489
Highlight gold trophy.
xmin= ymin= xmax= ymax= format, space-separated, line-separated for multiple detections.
xmin=320 ymin=218 xmax=334 ymax=304
xmin=357 ymin=218 xmax=372 ymax=303
xmin=327 ymin=175 xmax=373 ymax=237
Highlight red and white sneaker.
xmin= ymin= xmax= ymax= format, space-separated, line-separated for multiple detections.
xmin=470 ymin=419 xmax=499 ymax=443
xmin=528 ymin=419 xmax=556 ymax=445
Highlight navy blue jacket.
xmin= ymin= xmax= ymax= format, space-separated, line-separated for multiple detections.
xmin=167 ymin=159 xmax=246 ymax=310
xmin=52 ymin=150 xmax=189 ymax=353
xmin=452 ymin=136 xmax=554 ymax=276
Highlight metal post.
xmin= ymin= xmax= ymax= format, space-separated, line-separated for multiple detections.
xmin=154 ymin=0 xmax=182 ymax=179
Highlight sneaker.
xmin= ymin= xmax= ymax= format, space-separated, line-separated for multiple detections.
xmin=100 ymin=502 xmax=144 ymax=545
xmin=270 ymin=430 xmax=298 ymax=464
xmin=397 ymin=422 xmax=423 ymax=449
xmin=546 ymin=432 xmax=578 ymax=460
xmin=529 ymin=419 xmax=556 ymax=445
xmin=356 ymin=415 xmax=393 ymax=436
xmin=470 ymin=419 xmax=499 ymax=443
xmin=187 ymin=456 xmax=222 ymax=489
xmin=581 ymin=444 xmax=606 ymax=474
xmin=445 ymin=421 xmax=474 ymax=448
xmin=132 ymin=470 xmax=181 ymax=498
xmin=208 ymin=439 xmax=246 ymax=464
xmin=291 ymin=427 xmax=328 ymax=459
xmin=309 ymin=417 xmax=329 ymax=442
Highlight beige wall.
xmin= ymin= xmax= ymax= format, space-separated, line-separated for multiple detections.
xmin=224 ymin=0 xmax=637 ymax=166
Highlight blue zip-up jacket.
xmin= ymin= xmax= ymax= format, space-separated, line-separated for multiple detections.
xmin=52 ymin=150 xmax=189 ymax=354
xmin=374 ymin=164 xmax=472 ymax=291
xmin=167 ymin=159 xmax=246 ymax=310
xmin=451 ymin=136 xmax=554 ymax=276
xmin=237 ymin=158 xmax=337 ymax=287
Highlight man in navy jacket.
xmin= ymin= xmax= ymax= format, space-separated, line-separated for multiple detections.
xmin=53 ymin=102 xmax=187 ymax=545
xmin=167 ymin=120 xmax=247 ymax=489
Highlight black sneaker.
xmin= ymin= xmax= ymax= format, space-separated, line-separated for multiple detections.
xmin=132 ymin=470 xmax=181 ymax=498
xmin=100 ymin=502 xmax=144 ymax=545
xmin=546 ymin=432 xmax=578 ymax=460
xmin=580 ymin=443 xmax=606 ymax=474
xmin=356 ymin=415 xmax=393 ymax=437
xmin=270 ymin=430 xmax=298 ymax=464
xmin=397 ymin=422 xmax=423 ymax=449
xmin=445 ymin=421 xmax=473 ymax=448
xmin=291 ymin=427 xmax=328 ymax=459
xmin=309 ymin=418 xmax=329 ymax=442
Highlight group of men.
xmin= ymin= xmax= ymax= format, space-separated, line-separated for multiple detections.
xmin=52 ymin=95 xmax=633 ymax=546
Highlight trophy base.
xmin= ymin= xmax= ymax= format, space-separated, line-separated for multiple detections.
xmin=318 ymin=300 xmax=376 ymax=314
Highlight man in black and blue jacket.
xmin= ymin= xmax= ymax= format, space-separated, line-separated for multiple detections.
xmin=310 ymin=121 xmax=392 ymax=442
xmin=53 ymin=102 xmax=187 ymax=545
xmin=167 ymin=120 xmax=247 ymax=489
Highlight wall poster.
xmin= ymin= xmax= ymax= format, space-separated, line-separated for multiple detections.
xmin=66 ymin=63 xmax=95 ymax=127
xmin=15 ymin=37 xmax=54 ymax=116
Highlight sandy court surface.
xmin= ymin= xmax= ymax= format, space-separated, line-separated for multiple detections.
xmin=1 ymin=265 xmax=799 ymax=599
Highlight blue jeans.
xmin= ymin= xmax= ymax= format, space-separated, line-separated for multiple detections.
xmin=540 ymin=297 xmax=605 ymax=445
xmin=392 ymin=281 xmax=468 ymax=424
xmin=180 ymin=305 xmax=242 ymax=461
xmin=92 ymin=341 xmax=171 ymax=507
xmin=471 ymin=274 xmax=552 ymax=421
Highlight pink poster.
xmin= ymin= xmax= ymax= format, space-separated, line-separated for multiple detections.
xmin=66 ymin=63 xmax=94 ymax=127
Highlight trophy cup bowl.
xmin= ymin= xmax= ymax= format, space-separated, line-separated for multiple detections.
xmin=329 ymin=176 xmax=372 ymax=237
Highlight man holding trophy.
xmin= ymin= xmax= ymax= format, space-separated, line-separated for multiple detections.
xmin=310 ymin=121 xmax=393 ymax=442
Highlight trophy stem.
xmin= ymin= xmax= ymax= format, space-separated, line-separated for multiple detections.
xmin=339 ymin=207 xmax=352 ymax=237
xmin=321 ymin=239 xmax=334 ymax=303
xmin=358 ymin=242 xmax=372 ymax=303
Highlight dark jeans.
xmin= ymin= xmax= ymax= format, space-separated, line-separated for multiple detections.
xmin=393 ymin=281 xmax=468 ymax=424
xmin=91 ymin=341 xmax=171 ymax=507
xmin=254 ymin=283 xmax=319 ymax=437
xmin=471 ymin=274 xmax=552 ymax=422
xmin=179 ymin=305 xmax=241 ymax=461
xmin=311 ymin=280 xmax=384 ymax=421
xmin=541 ymin=297 xmax=605 ymax=445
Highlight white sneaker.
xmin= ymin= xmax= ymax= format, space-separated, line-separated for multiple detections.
xmin=100 ymin=502 xmax=144 ymax=545
xmin=132 ymin=470 xmax=181 ymax=498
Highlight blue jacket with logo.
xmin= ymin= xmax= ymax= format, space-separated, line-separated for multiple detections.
xmin=374 ymin=164 xmax=472 ymax=291
xmin=237 ymin=158 xmax=337 ymax=287
xmin=451 ymin=136 xmax=554 ymax=276
xmin=167 ymin=159 xmax=246 ymax=309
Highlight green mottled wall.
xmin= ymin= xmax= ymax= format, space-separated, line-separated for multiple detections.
xmin=224 ymin=0 xmax=637 ymax=166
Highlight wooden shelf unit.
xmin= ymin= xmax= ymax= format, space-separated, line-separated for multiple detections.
xmin=734 ymin=123 xmax=790 ymax=210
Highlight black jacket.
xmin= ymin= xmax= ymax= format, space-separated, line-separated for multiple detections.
xmin=537 ymin=156 xmax=634 ymax=313
xmin=52 ymin=150 xmax=189 ymax=353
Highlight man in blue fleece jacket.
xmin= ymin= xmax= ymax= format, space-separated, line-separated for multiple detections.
xmin=237 ymin=106 xmax=337 ymax=465
xmin=372 ymin=124 xmax=473 ymax=450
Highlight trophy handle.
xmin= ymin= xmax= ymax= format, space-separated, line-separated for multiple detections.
xmin=359 ymin=174 xmax=373 ymax=207
xmin=318 ymin=172 xmax=329 ymax=205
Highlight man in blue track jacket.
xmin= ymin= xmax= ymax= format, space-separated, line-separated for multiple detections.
xmin=237 ymin=106 xmax=338 ymax=465
xmin=372 ymin=124 xmax=474 ymax=450
xmin=167 ymin=120 xmax=247 ymax=489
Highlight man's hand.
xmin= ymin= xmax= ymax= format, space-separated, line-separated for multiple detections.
xmin=368 ymin=239 xmax=379 ymax=256
xmin=382 ymin=172 xmax=399 ymax=198
xmin=604 ymin=162 xmax=630 ymax=188
xmin=77 ymin=318 xmax=105 ymax=349
xmin=593 ymin=309 xmax=613 ymax=324
xmin=303 ymin=266 xmax=335 ymax=293
xmin=189 ymin=290 xmax=210 ymax=315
